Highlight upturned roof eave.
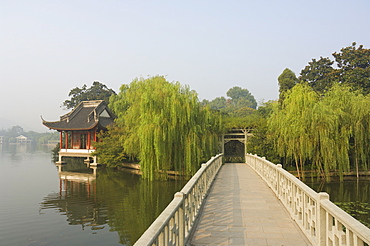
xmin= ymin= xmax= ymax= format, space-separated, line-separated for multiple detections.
xmin=42 ymin=121 xmax=100 ymax=131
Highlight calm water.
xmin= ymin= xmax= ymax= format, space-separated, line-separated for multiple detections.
xmin=0 ymin=144 xmax=185 ymax=246
xmin=306 ymin=177 xmax=370 ymax=227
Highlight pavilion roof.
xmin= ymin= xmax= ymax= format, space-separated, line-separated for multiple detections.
xmin=42 ymin=100 xmax=115 ymax=131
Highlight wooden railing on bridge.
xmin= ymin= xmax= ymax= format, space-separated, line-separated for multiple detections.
xmin=134 ymin=154 xmax=223 ymax=246
xmin=246 ymin=153 xmax=370 ymax=246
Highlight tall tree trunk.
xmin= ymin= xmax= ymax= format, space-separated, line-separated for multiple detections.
xmin=294 ymin=155 xmax=301 ymax=179
xmin=300 ymin=155 xmax=304 ymax=180
xmin=355 ymin=141 xmax=359 ymax=179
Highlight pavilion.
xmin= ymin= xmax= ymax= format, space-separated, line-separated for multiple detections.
xmin=42 ymin=100 xmax=115 ymax=165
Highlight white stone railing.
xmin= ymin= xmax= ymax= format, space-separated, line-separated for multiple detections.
xmin=246 ymin=153 xmax=370 ymax=246
xmin=134 ymin=154 xmax=223 ymax=246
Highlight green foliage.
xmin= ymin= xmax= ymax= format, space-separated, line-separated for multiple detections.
xmin=62 ymin=81 xmax=116 ymax=109
xmin=246 ymin=101 xmax=280 ymax=163
xmin=226 ymin=86 xmax=257 ymax=109
xmin=101 ymin=76 xmax=222 ymax=180
xmin=269 ymin=83 xmax=318 ymax=179
xmin=92 ymin=124 xmax=130 ymax=166
xmin=206 ymin=86 xmax=257 ymax=112
xmin=202 ymin=86 xmax=258 ymax=130
xmin=333 ymin=42 xmax=370 ymax=94
xmin=299 ymin=42 xmax=370 ymax=94
xmin=268 ymin=83 xmax=370 ymax=180
xmin=222 ymin=110 xmax=259 ymax=129
xmin=52 ymin=143 xmax=60 ymax=162
xmin=208 ymin=96 xmax=227 ymax=110
xmin=278 ymin=68 xmax=298 ymax=101
xmin=299 ymin=57 xmax=336 ymax=94
xmin=250 ymin=43 xmax=370 ymax=178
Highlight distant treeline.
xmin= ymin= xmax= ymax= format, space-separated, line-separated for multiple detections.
xmin=0 ymin=125 xmax=59 ymax=145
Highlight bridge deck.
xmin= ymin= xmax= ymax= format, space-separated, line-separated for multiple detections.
xmin=189 ymin=163 xmax=312 ymax=246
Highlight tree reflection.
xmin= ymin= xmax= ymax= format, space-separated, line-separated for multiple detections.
xmin=307 ymin=178 xmax=370 ymax=228
xmin=40 ymin=161 xmax=186 ymax=245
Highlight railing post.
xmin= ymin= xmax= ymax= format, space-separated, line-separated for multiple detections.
xmin=174 ymin=192 xmax=185 ymax=245
xmin=276 ymin=164 xmax=282 ymax=199
xmin=317 ymin=192 xmax=329 ymax=246
xmin=201 ymin=163 xmax=207 ymax=193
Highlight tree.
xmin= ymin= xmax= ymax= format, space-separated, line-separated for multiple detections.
xmin=208 ymin=96 xmax=227 ymax=110
xmin=269 ymin=83 xmax=318 ymax=179
xmin=299 ymin=43 xmax=370 ymax=95
xmin=333 ymin=42 xmax=370 ymax=94
xmin=246 ymin=100 xmax=279 ymax=163
xmin=310 ymin=84 xmax=352 ymax=179
xmin=62 ymin=81 xmax=116 ymax=109
xmin=93 ymin=124 xmax=129 ymax=166
xmin=102 ymin=76 xmax=222 ymax=180
xmin=278 ymin=68 xmax=298 ymax=101
xmin=268 ymin=82 xmax=370 ymax=180
xmin=299 ymin=57 xmax=336 ymax=94
xmin=206 ymin=86 xmax=257 ymax=113
xmin=226 ymin=86 xmax=257 ymax=109
xmin=7 ymin=125 xmax=24 ymax=137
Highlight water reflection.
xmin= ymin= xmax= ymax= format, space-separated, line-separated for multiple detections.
xmin=40 ymin=160 xmax=186 ymax=245
xmin=307 ymin=178 xmax=370 ymax=227
xmin=6 ymin=143 xmax=34 ymax=153
xmin=40 ymin=163 xmax=104 ymax=231
xmin=0 ymin=142 xmax=52 ymax=159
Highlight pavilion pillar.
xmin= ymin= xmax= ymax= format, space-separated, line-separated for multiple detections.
xmin=94 ymin=128 xmax=97 ymax=148
xmin=66 ymin=131 xmax=69 ymax=149
xmin=87 ymin=130 xmax=91 ymax=149
xmin=60 ymin=131 xmax=63 ymax=149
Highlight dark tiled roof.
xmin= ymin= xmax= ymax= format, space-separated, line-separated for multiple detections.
xmin=42 ymin=100 xmax=115 ymax=131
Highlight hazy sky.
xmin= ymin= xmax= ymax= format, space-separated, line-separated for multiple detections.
xmin=1 ymin=0 xmax=370 ymax=132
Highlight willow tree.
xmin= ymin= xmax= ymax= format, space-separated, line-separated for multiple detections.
xmin=345 ymin=91 xmax=370 ymax=177
xmin=269 ymin=82 xmax=370 ymax=180
xmin=313 ymin=84 xmax=370 ymax=179
xmin=268 ymin=83 xmax=317 ymax=179
xmin=108 ymin=76 xmax=222 ymax=180
xmin=312 ymin=84 xmax=353 ymax=179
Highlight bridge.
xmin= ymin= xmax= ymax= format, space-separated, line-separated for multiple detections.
xmin=134 ymin=154 xmax=370 ymax=246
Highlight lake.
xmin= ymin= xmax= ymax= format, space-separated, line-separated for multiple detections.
xmin=0 ymin=144 xmax=186 ymax=246
xmin=306 ymin=176 xmax=370 ymax=228
xmin=2 ymin=145 xmax=369 ymax=245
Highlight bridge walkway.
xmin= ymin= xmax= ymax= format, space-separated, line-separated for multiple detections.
xmin=189 ymin=163 xmax=312 ymax=246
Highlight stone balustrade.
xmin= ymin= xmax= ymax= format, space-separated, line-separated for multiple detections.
xmin=134 ymin=154 xmax=223 ymax=246
xmin=246 ymin=153 xmax=370 ymax=246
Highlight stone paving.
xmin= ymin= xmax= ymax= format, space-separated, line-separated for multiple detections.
xmin=189 ymin=163 xmax=312 ymax=246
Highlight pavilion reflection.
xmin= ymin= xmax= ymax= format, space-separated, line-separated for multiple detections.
xmin=40 ymin=162 xmax=108 ymax=230
xmin=39 ymin=159 xmax=191 ymax=244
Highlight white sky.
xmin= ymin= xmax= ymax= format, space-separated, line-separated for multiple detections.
xmin=1 ymin=0 xmax=370 ymax=132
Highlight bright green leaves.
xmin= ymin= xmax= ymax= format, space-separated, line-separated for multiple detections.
xmin=269 ymin=83 xmax=318 ymax=179
xmin=269 ymin=83 xmax=370 ymax=180
xmin=107 ymin=76 xmax=222 ymax=180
